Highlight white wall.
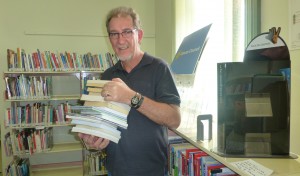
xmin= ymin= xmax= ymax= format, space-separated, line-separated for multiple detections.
xmin=261 ymin=0 xmax=300 ymax=155
xmin=155 ymin=0 xmax=175 ymax=64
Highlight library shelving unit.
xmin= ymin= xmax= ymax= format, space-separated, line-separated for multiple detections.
xmin=82 ymin=148 xmax=107 ymax=176
xmin=172 ymin=126 xmax=300 ymax=176
xmin=1 ymin=71 xmax=106 ymax=176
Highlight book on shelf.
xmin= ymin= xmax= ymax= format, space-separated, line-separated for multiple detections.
xmin=168 ymin=142 xmax=193 ymax=176
xmin=10 ymin=128 xmax=53 ymax=155
xmin=7 ymin=49 xmax=15 ymax=71
xmin=213 ymin=167 xmax=238 ymax=176
xmin=166 ymin=141 xmax=237 ymax=176
xmin=5 ymin=157 xmax=30 ymax=176
xmin=5 ymin=102 xmax=72 ymax=127
xmin=185 ymin=148 xmax=202 ymax=176
xmin=6 ymin=48 xmax=117 ymax=72
xmin=84 ymin=150 xmax=107 ymax=174
xmin=200 ymin=156 xmax=217 ymax=176
xmin=191 ymin=150 xmax=208 ymax=176
xmin=4 ymin=132 xmax=13 ymax=157
xmin=4 ymin=75 xmax=52 ymax=100
xmin=203 ymin=157 xmax=225 ymax=176
xmin=179 ymin=147 xmax=199 ymax=176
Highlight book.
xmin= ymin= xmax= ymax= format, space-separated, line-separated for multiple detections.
xmin=168 ymin=142 xmax=193 ymax=176
xmin=69 ymin=107 xmax=127 ymax=127
xmin=186 ymin=149 xmax=203 ymax=176
xmin=80 ymin=94 xmax=103 ymax=102
xmin=16 ymin=48 xmax=23 ymax=71
xmin=86 ymin=80 xmax=109 ymax=87
xmin=180 ymin=147 xmax=200 ymax=176
xmin=67 ymin=111 xmax=124 ymax=144
xmin=201 ymin=156 xmax=216 ymax=176
xmin=206 ymin=161 xmax=224 ymax=176
xmin=71 ymin=119 xmax=119 ymax=136
xmin=192 ymin=150 xmax=208 ymax=176
xmin=213 ymin=167 xmax=238 ymax=176
xmin=87 ymin=87 xmax=103 ymax=93
xmin=81 ymin=94 xmax=130 ymax=116
xmin=170 ymin=23 xmax=212 ymax=74
xmin=72 ymin=124 xmax=120 ymax=144
xmin=7 ymin=49 xmax=15 ymax=71
xmin=84 ymin=101 xmax=129 ymax=117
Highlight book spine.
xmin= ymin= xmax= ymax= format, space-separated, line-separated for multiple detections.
xmin=7 ymin=49 xmax=15 ymax=71
xmin=66 ymin=52 xmax=74 ymax=70
xmin=27 ymin=54 xmax=34 ymax=71
xmin=17 ymin=48 xmax=23 ymax=71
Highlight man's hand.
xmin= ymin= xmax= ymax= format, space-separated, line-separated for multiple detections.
xmin=78 ymin=133 xmax=110 ymax=150
xmin=101 ymin=78 xmax=135 ymax=105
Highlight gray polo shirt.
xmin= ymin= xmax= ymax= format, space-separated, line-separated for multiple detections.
xmin=102 ymin=52 xmax=180 ymax=176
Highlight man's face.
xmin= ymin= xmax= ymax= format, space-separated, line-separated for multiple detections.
xmin=108 ymin=15 xmax=141 ymax=61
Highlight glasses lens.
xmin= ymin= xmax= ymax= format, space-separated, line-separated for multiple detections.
xmin=109 ymin=29 xmax=136 ymax=39
xmin=109 ymin=33 xmax=117 ymax=39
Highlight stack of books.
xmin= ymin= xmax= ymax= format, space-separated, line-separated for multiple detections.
xmin=67 ymin=80 xmax=130 ymax=144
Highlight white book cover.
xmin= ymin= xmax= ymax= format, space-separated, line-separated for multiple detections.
xmin=72 ymin=124 xmax=120 ymax=144
xmin=92 ymin=106 xmax=127 ymax=119
xmin=66 ymin=113 xmax=127 ymax=129
xmin=71 ymin=119 xmax=120 ymax=137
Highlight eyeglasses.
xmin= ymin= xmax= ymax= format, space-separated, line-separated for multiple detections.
xmin=108 ymin=29 xmax=137 ymax=39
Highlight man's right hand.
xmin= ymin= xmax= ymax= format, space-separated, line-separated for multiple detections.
xmin=78 ymin=133 xmax=110 ymax=150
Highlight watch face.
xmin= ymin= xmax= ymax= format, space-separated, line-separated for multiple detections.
xmin=131 ymin=95 xmax=139 ymax=105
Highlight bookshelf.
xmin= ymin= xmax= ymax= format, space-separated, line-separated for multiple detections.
xmin=1 ymin=48 xmax=115 ymax=175
xmin=2 ymin=71 xmax=82 ymax=175
xmin=1 ymin=70 xmax=108 ymax=175
xmin=82 ymin=149 xmax=107 ymax=176
xmin=172 ymin=126 xmax=300 ymax=175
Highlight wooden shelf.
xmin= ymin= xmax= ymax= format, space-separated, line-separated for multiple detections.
xmin=31 ymin=162 xmax=83 ymax=176
xmin=5 ymin=95 xmax=81 ymax=102
xmin=3 ymin=71 xmax=102 ymax=76
xmin=12 ymin=142 xmax=83 ymax=156
xmin=50 ymin=142 xmax=83 ymax=153
xmin=10 ymin=123 xmax=75 ymax=129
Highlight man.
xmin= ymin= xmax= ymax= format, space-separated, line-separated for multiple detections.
xmin=79 ymin=6 xmax=181 ymax=176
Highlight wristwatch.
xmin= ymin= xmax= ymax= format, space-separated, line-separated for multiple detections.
xmin=130 ymin=92 xmax=144 ymax=109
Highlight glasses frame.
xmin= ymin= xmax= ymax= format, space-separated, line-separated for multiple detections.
xmin=108 ymin=29 xmax=138 ymax=39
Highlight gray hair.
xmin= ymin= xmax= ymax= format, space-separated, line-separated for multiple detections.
xmin=106 ymin=6 xmax=141 ymax=32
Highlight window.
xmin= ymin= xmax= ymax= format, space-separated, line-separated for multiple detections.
xmin=174 ymin=0 xmax=260 ymax=140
